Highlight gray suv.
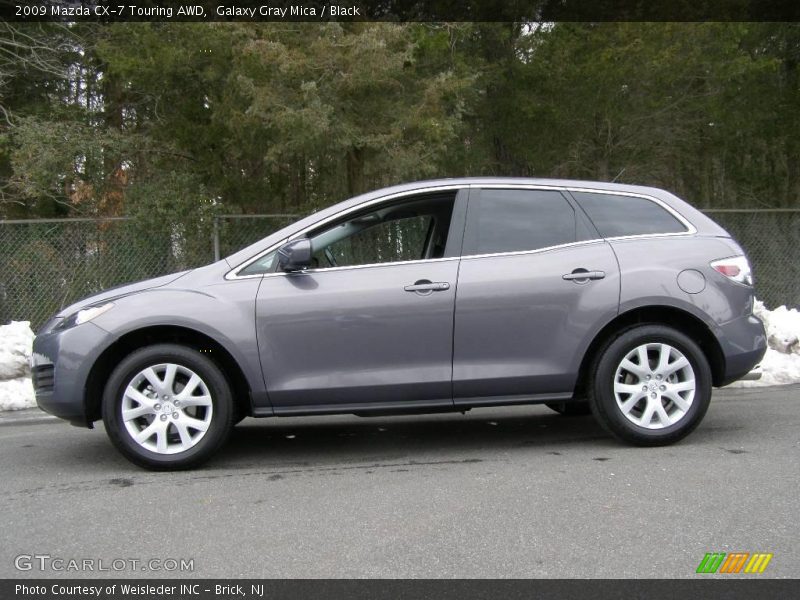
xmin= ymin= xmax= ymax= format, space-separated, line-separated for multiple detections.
xmin=32 ymin=178 xmax=767 ymax=469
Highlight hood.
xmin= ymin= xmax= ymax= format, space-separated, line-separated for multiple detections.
xmin=55 ymin=270 xmax=192 ymax=318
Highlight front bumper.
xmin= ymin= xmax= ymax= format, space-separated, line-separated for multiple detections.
xmin=31 ymin=322 xmax=114 ymax=427
xmin=716 ymin=313 xmax=767 ymax=386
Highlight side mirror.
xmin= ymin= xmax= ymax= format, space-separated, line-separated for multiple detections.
xmin=277 ymin=238 xmax=313 ymax=272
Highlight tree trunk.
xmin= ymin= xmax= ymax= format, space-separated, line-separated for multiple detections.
xmin=782 ymin=54 xmax=798 ymax=207
xmin=101 ymin=69 xmax=126 ymax=215
xmin=346 ymin=147 xmax=365 ymax=196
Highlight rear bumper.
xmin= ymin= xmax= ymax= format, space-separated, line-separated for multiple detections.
xmin=740 ymin=364 xmax=762 ymax=381
xmin=716 ymin=314 xmax=767 ymax=386
xmin=31 ymin=322 xmax=114 ymax=427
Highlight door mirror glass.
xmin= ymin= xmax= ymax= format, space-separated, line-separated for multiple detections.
xmin=277 ymin=238 xmax=313 ymax=272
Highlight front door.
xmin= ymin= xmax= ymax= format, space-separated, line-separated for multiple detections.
xmin=256 ymin=190 xmax=466 ymax=412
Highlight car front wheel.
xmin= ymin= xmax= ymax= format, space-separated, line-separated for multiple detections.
xmin=588 ymin=325 xmax=712 ymax=446
xmin=102 ymin=344 xmax=234 ymax=470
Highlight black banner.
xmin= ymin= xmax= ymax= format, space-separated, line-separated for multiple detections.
xmin=4 ymin=579 xmax=800 ymax=600
xmin=2 ymin=0 xmax=800 ymax=22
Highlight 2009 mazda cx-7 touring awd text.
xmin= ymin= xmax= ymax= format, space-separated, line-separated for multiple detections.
xmin=32 ymin=178 xmax=767 ymax=469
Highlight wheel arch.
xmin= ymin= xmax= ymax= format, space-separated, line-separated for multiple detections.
xmin=574 ymin=304 xmax=726 ymax=397
xmin=84 ymin=325 xmax=253 ymax=424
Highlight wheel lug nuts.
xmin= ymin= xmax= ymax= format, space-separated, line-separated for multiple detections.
xmin=650 ymin=392 xmax=657 ymax=399
xmin=642 ymin=385 xmax=648 ymax=391
xmin=656 ymin=374 xmax=662 ymax=380
xmin=160 ymin=414 xmax=167 ymax=421
xmin=174 ymin=400 xmax=180 ymax=407
xmin=154 ymin=403 xmax=161 ymax=410
xmin=646 ymin=375 xmax=651 ymax=380
xmin=172 ymin=412 xmax=179 ymax=419
xmin=660 ymin=385 xmax=666 ymax=391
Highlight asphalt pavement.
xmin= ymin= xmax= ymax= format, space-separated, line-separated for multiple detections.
xmin=1 ymin=385 xmax=798 ymax=578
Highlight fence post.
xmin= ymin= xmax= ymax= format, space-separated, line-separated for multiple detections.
xmin=212 ymin=216 xmax=220 ymax=262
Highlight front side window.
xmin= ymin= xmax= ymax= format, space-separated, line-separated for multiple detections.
xmin=315 ymin=215 xmax=434 ymax=268
xmin=238 ymin=192 xmax=457 ymax=276
xmin=572 ymin=191 xmax=687 ymax=238
xmin=464 ymin=189 xmax=577 ymax=255
xmin=309 ymin=193 xmax=455 ymax=269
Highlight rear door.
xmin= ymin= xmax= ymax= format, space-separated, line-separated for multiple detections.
xmin=452 ymin=186 xmax=620 ymax=405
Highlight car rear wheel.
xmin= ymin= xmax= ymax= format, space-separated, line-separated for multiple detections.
xmin=588 ymin=325 xmax=712 ymax=446
xmin=102 ymin=344 xmax=234 ymax=470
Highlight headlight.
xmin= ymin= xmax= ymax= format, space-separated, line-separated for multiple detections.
xmin=57 ymin=302 xmax=115 ymax=330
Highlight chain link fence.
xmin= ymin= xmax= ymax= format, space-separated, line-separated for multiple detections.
xmin=0 ymin=215 xmax=296 ymax=330
xmin=703 ymin=209 xmax=800 ymax=311
xmin=1 ymin=210 xmax=798 ymax=330
xmin=212 ymin=214 xmax=298 ymax=261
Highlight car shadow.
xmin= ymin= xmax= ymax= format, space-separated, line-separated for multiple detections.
xmin=23 ymin=401 xmax=751 ymax=475
xmin=213 ymin=406 xmax=617 ymax=468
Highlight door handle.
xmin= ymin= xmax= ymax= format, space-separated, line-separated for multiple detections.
xmin=404 ymin=280 xmax=450 ymax=293
xmin=562 ymin=269 xmax=605 ymax=282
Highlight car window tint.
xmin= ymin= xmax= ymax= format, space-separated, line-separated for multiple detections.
xmin=470 ymin=189 xmax=576 ymax=254
xmin=307 ymin=193 xmax=456 ymax=269
xmin=318 ymin=215 xmax=434 ymax=268
xmin=572 ymin=192 xmax=687 ymax=237
xmin=237 ymin=193 xmax=456 ymax=275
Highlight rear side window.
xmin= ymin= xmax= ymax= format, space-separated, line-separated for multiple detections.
xmin=572 ymin=192 xmax=687 ymax=237
xmin=466 ymin=189 xmax=576 ymax=255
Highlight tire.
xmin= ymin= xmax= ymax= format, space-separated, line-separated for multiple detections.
xmin=102 ymin=343 xmax=235 ymax=470
xmin=545 ymin=401 xmax=592 ymax=416
xmin=588 ymin=325 xmax=712 ymax=446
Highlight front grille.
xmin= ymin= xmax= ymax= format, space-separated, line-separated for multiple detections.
xmin=32 ymin=365 xmax=54 ymax=393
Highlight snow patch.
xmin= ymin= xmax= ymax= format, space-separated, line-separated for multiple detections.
xmin=755 ymin=299 xmax=800 ymax=355
xmin=0 ymin=321 xmax=34 ymax=380
xmin=728 ymin=300 xmax=800 ymax=387
xmin=0 ymin=321 xmax=37 ymax=411
xmin=0 ymin=377 xmax=35 ymax=411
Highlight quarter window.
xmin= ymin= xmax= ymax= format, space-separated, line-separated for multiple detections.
xmin=466 ymin=189 xmax=577 ymax=255
xmin=239 ymin=250 xmax=277 ymax=276
xmin=572 ymin=191 xmax=687 ymax=237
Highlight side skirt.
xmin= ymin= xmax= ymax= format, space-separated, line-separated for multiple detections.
xmin=251 ymin=392 xmax=574 ymax=418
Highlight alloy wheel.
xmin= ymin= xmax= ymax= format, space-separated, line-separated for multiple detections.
xmin=612 ymin=343 xmax=695 ymax=429
xmin=121 ymin=363 xmax=214 ymax=454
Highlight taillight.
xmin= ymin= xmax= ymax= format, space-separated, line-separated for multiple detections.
xmin=710 ymin=255 xmax=753 ymax=286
